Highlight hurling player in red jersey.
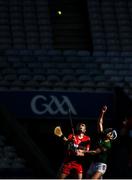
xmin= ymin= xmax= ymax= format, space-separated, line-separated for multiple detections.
xmin=57 ymin=122 xmax=91 ymax=179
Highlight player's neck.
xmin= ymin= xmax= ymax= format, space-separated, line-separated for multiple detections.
xmin=78 ymin=133 xmax=84 ymax=138
xmin=104 ymin=138 xmax=110 ymax=142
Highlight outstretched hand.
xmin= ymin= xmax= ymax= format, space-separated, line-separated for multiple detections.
xmin=76 ymin=149 xmax=85 ymax=156
xmin=102 ymin=105 xmax=107 ymax=113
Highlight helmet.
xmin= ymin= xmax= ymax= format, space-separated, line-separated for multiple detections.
xmin=104 ymin=128 xmax=117 ymax=140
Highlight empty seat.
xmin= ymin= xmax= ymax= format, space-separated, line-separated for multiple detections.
xmin=18 ymin=75 xmax=31 ymax=82
xmin=33 ymin=75 xmax=45 ymax=82
xmin=47 ymin=75 xmax=60 ymax=83
xmin=78 ymin=73 xmax=92 ymax=81
xmin=62 ymin=75 xmax=77 ymax=83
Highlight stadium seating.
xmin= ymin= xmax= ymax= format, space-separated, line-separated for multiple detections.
xmin=0 ymin=134 xmax=33 ymax=178
xmin=0 ymin=0 xmax=131 ymax=99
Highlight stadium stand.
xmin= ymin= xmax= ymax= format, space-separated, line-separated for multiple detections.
xmin=0 ymin=106 xmax=55 ymax=178
xmin=0 ymin=0 xmax=131 ymax=97
xmin=0 ymin=49 xmax=131 ymax=99
xmin=0 ymin=132 xmax=33 ymax=178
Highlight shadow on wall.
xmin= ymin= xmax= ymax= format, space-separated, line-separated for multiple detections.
xmin=0 ymin=106 xmax=55 ymax=178
xmin=111 ymin=87 xmax=132 ymax=178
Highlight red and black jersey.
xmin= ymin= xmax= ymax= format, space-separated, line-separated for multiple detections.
xmin=64 ymin=133 xmax=91 ymax=159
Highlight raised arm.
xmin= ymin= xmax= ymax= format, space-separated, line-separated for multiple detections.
xmin=97 ymin=105 xmax=107 ymax=133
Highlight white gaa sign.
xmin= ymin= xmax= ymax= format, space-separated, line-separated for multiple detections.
xmin=31 ymin=95 xmax=77 ymax=115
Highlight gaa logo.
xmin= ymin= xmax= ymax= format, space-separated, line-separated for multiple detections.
xmin=31 ymin=95 xmax=77 ymax=115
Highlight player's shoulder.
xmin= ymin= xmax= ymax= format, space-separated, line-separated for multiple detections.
xmin=84 ymin=135 xmax=91 ymax=140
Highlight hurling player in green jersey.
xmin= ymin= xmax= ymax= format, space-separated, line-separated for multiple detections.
xmin=86 ymin=105 xmax=117 ymax=179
